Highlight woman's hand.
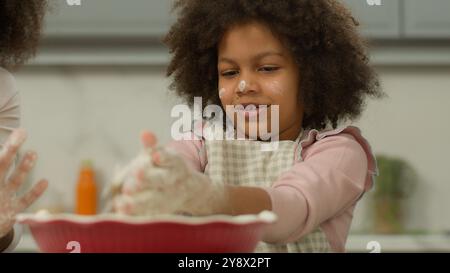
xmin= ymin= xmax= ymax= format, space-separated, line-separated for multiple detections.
xmin=112 ymin=131 xmax=228 ymax=216
xmin=0 ymin=129 xmax=48 ymax=238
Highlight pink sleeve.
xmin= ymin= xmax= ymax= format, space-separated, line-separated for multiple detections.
xmin=166 ymin=134 xmax=207 ymax=173
xmin=262 ymin=133 xmax=369 ymax=244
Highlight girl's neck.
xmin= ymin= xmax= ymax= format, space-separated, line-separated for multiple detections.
xmin=278 ymin=121 xmax=303 ymax=141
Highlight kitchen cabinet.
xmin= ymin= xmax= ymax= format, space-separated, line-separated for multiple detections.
xmin=36 ymin=0 xmax=450 ymax=66
xmin=341 ymin=0 xmax=401 ymax=39
xmin=44 ymin=0 xmax=175 ymax=38
xmin=404 ymin=0 xmax=450 ymax=38
xmin=45 ymin=0 xmax=403 ymax=39
xmin=44 ymin=0 xmax=450 ymax=40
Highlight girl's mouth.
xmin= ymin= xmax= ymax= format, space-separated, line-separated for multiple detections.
xmin=235 ymin=104 xmax=270 ymax=119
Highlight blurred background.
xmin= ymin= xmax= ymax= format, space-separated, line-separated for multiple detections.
xmin=13 ymin=0 xmax=450 ymax=252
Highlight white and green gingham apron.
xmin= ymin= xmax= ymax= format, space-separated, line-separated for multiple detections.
xmin=203 ymin=131 xmax=331 ymax=253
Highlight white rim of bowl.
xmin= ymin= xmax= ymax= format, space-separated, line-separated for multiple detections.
xmin=16 ymin=210 xmax=277 ymax=225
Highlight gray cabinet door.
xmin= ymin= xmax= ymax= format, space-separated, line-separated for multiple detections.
xmin=341 ymin=0 xmax=401 ymax=39
xmin=44 ymin=0 xmax=175 ymax=38
xmin=404 ymin=0 xmax=450 ymax=38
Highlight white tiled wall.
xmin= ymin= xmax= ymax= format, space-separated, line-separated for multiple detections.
xmin=15 ymin=66 xmax=181 ymax=213
xmin=12 ymin=65 xmax=450 ymax=233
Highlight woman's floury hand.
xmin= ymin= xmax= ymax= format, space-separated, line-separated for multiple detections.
xmin=0 ymin=129 xmax=47 ymax=238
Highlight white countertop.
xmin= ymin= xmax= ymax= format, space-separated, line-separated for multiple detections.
xmin=14 ymin=232 xmax=39 ymax=253
xmin=346 ymin=233 xmax=450 ymax=253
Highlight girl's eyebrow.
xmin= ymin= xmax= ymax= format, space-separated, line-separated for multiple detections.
xmin=218 ymin=51 xmax=285 ymax=65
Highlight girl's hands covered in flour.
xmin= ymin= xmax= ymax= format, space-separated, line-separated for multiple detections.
xmin=112 ymin=131 xmax=228 ymax=216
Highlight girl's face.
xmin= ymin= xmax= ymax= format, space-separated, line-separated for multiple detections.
xmin=217 ymin=21 xmax=304 ymax=141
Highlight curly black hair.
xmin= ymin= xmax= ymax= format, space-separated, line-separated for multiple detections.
xmin=0 ymin=0 xmax=48 ymax=70
xmin=164 ymin=0 xmax=384 ymax=130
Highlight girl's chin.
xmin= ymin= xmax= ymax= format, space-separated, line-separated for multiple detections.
xmin=235 ymin=122 xmax=274 ymax=140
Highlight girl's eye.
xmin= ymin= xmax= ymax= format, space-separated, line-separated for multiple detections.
xmin=221 ymin=70 xmax=239 ymax=78
xmin=259 ymin=66 xmax=280 ymax=73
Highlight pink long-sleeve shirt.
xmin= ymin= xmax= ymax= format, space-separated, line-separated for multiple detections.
xmin=168 ymin=125 xmax=377 ymax=252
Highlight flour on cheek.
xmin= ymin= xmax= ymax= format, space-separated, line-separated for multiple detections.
xmin=218 ymin=88 xmax=226 ymax=99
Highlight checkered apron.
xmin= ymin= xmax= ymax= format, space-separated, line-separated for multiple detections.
xmin=203 ymin=132 xmax=331 ymax=253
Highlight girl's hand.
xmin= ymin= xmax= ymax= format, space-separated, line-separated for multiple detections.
xmin=0 ymin=129 xmax=48 ymax=238
xmin=112 ymin=131 xmax=227 ymax=216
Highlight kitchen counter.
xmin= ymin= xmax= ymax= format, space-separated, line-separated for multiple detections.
xmin=14 ymin=232 xmax=39 ymax=253
xmin=346 ymin=233 xmax=450 ymax=253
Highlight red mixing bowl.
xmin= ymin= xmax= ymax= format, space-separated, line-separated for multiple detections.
xmin=17 ymin=211 xmax=276 ymax=253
